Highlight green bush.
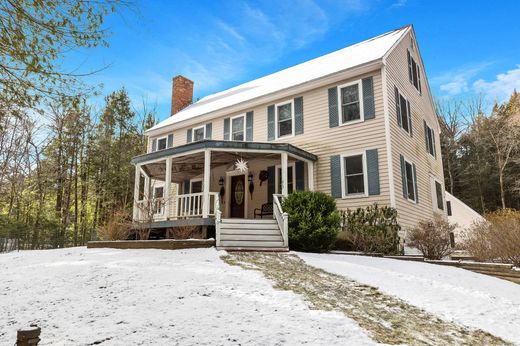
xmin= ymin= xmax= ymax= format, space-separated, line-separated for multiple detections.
xmin=282 ymin=191 xmax=341 ymax=252
xmin=338 ymin=204 xmax=401 ymax=255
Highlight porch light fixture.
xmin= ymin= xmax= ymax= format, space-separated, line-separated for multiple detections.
xmin=218 ymin=177 xmax=224 ymax=186
xmin=248 ymin=173 xmax=253 ymax=182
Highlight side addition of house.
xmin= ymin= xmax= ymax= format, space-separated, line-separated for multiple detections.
xmin=131 ymin=25 xmax=456 ymax=251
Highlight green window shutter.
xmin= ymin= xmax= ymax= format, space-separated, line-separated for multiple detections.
xmin=295 ymin=160 xmax=305 ymax=191
xmin=366 ymin=149 xmax=380 ymax=195
xmin=223 ymin=118 xmax=230 ymax=140
xmin=186 ymin=128 xmax=192 ymax=143
xmin=417 ymin=67 xmax=422 ymax=95
xmin=328 ymin=87 xmax=339 ymax=128
xmin=205 ymin=123 xmax=212 ymax=139
xmin=407 ymin=50 xmax=413 ymax=83
xmin=423 ymin=120 xmax=429 ymax=153
xmin=267 ymin=105 xmax=275 ymax=141
xmin=330 ymin=155 xmax=342 ymax=198
xmin=432 ymin=130 xmax=437 ymax=158
xmin=294 ymin=96 xmax=304 ymax=135
xmin=167 ymin=134 xmax=174 ymax=148
xmin=151 ymin=138 xmax=157 ymax=152
xmin=267 ymin=165 xmax=275 ymax=203
xmin=413 ymin=163 xmax=419 ymax=203
xmin=400 ymin=154 xmax=407 ymax=199
xmin=362 ymin=77 xmax=375 ymax=120
xmin=183 ymin=180 xmax=190 ymax=194
xmin=394 ymin=86 xmax=402 ymax=126
xmin=407 ymin=100 xmax=413 ymax=137
xmin=246 ymin=111 xmax=254 ymax=141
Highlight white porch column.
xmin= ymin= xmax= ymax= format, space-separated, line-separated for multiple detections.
xmin=202 ymin=149 xmax=211 ymax=217
xmin=307 ymin=161 xmax=315 ymax=191
xmin=281 ymin=152 xmax=288 ymax=197
xmin=133 ymin=164 xmax=141 ymax=221
xmin=164 ymin=157 xmax=172 ymax=219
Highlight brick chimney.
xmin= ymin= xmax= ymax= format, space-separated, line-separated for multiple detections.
xmin=171 ymin=75 xmax=194 ymax=116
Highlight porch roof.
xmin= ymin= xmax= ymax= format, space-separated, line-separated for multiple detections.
xmin=131 ymin=140 xmax=318 ymax=165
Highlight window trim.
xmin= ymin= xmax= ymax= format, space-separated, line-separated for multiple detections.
xmin=230 ymin=114 xmax=246 ymax=142
xmin=430 ymin=176 xmax=445 ymax=213
xmin=192 ymin=125 xmax=206 ymax=142
xmin=153 ymin=183 xmax=165 ymax=216
xmin=340 ymin=151 xmax=368 ymax=199
xmin=274 ymin=162 xmax=296 ymax=194
xmin=189 ymin=178 xmax=203 ymax=193
xmin=156 ymin=135 xmax=168 ymax=151
xmin=337 ymin=79 xmax=364 ymax=126
xmin=403 ymin=155 xmax=417 ymax=203
xmin=395 ymin=88 xmax=412 ymax=136
xmin=274 ymin=99 xmax=295 ymax=140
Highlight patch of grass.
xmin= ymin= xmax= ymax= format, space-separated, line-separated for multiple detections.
xmin=222 ymin=252 xmax=509 ymax=346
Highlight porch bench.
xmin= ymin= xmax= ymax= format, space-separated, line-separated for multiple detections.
xmin=254 ymin=203 xmax=273 ymax=219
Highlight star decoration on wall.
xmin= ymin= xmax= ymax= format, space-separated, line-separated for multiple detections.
xmin=235 ymin=158 xmax=248 ymax=173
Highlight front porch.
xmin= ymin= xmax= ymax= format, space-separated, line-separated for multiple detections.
xmin=131 ymin=140 xmax=317 ymax=249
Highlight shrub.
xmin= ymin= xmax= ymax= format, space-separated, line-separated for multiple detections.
xmin=98 ymin=209 xmax=132 ymax=241
xmin=167 ymin=225 xmax=201 ymax=239
xmin=408 ymin=217 xmax=455 ymax=260
xmin=338 ymin=204 xmax=401 ymax=255
xmin=464 ymin=209 xmax=520 ymax=266
xmin=282 ymin=191 xmax=341 ymax=252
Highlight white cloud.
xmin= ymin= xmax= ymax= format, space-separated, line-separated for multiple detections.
xmin=432 ymin=62 xmax=492 ymax=95
xmin=391 ymin=0 xmax=407 ymax=8
xmin=473 ymin=65 xmax=520 ymax=101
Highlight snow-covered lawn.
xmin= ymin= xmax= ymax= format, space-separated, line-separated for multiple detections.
xmin=0 ymin=247 xmax=375 ymax=346
xmin=299 ymin=252 xmax=520 ymax=345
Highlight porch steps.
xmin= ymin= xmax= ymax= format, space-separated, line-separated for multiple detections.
xmin=218 ymin=218 xmax=288 ymax=251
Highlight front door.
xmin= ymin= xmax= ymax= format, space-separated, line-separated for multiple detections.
xmin=230 ymin=175 xmax=245 ymax=218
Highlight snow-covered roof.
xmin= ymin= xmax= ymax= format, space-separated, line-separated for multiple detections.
xmin=148 ymin=26 xmax=410 ymax=133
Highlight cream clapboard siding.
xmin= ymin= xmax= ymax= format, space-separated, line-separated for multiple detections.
xmin=151 ymin=69 xmax=390 ymax=212
xmin=385 ymin=31 xmax=446 ymax=230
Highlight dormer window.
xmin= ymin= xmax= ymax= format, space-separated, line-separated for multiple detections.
xmin=407 ymin=50 xmax=422 ymax=94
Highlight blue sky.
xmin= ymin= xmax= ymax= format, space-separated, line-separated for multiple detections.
xmin=73 ymin=0 xmax=520 ymax=121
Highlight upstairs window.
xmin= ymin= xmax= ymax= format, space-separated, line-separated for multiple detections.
xmin=395 ymin=87 xmax=412 ymax=134
xmin=193 ymin=126 xmax=205 ymax=142
xmin=157 ymin=136 xmax=167 ymax=151
xmin=404 ymin=158 xmax=416 ymax=202
xmin=276 ymin=101 xmax=293 ymax=138
xmin=407 ymin=50 xmax=422 ymax=94
xmin=231 ymin=115 xmax=245 ymax=141
xmin=339 ymin=80 xmax=363 ymax=124
xmin=424 ymin=122 xmax=436 ymax=157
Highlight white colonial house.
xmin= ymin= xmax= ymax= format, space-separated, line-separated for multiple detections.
xmin=131 ymin=25 xmax=475 ymax=250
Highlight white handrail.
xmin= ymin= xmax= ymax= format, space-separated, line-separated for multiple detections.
xmin=175 ymin=192 xmax=218 ymax=218
xmin=215 ymin=194 xmax=222 ymax=247
xmin=273 ymin=194 xmax=289 ymax=247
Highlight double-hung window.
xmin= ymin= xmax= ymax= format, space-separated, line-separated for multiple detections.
xmin=339 ymin=80 xmax=362 ymax=124
xmin=435 ymin=180 xmax=444 ymax=210
xmin=395 ymin=88 xmax=411 ymax=134
xmin=276 ymin=101 xmax=293 ymax=138
xmin=231 ymin=115 xmax=245 ymax=141
xmin=407 ymin=50 xmax=422 ymax=94
xmin=193 ymin=126 xmax=205 ymax=142
xmin=157 ymin=136 xmax=167 ymax=151
xmin=425 ymin=123 xmax=436 ymax=157
xmin=404 ymin=158 xmax=416 ymax=202
xmin=342 ymin=153 xmax=367 ymax=197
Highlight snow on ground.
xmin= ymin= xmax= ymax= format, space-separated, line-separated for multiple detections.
xmin=298 ymin=252 xmax=520 ymax=345
xmin=0 ymin=248 xmax=376 ymax=346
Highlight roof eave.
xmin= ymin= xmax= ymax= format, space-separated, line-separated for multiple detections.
xmin=145 ymin=59 xmax=385 ymax=136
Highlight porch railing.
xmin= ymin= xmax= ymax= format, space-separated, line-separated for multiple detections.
xmin=273 ymin=194 xmax=289 ymax=247
xmin=175 ymin=192 xmax=219 ymax=218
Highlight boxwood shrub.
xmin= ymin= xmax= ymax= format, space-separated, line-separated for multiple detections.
xmin=282 ymin=191 xmax=340 ymax=252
